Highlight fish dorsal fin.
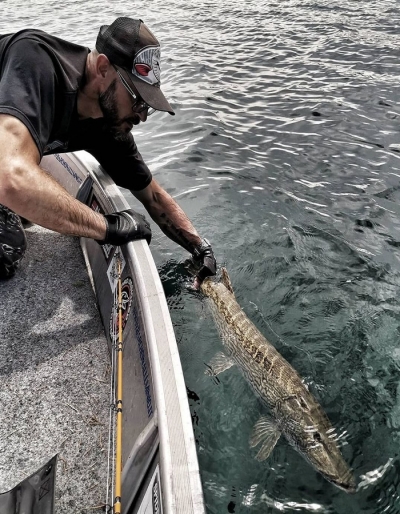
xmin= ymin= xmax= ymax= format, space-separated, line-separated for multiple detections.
xmin=220 ymin=267 xmax=235 ymax=296
xmin=249 ymin=416 xmax=281 ymax=461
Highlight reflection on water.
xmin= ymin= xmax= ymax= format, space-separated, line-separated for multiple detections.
xmin=3 ymin=0 xmax=400 ymax=511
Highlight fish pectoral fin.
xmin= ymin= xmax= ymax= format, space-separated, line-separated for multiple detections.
xmin=205 ymin=351 xmax=235 ymax=376
xmin=249 ymin=416 xmax=281 ymax=461
xmin=220 ymin=267 xmax=235 ymax=296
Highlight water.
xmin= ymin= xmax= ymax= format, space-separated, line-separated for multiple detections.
xmin=3 ymin=0 xmax=400 ymax=512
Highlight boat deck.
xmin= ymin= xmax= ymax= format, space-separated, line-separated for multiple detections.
xmin=0 ymin=225 xmax=110 ymax=512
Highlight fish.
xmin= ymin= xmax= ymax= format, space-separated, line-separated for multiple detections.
xmin=200 ymin=267 xmax=356 ymax=492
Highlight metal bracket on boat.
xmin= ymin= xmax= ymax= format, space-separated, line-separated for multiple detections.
xmin=76 ymin=175 xmax=94 ymax=205
xmin=0 ymin=455 xmax=58 ymax=514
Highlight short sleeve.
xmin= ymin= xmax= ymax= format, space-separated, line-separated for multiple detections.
xmin=65 ymin=118 xmax=153 ymax=192
xmin=89 ymin=140 xmax=153 ymax=191
xmin=0 ymin=38 xmax=57 ymax=157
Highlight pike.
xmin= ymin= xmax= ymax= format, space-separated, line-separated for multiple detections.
xmin=200 ymin=268 xmax=356 ymax=492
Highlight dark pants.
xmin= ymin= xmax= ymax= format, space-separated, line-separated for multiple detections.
xmin=0 ymin=204 xmax=27 ymax=279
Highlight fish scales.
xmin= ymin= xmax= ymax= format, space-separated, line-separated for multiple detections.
xmin=200 ymin=270 xmax=355 ymax=492
xmin=204 ymin=281 xmax=315 ymax=408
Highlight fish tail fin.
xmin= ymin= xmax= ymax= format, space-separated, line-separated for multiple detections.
xmin=220 ymin=267 xmax=235 ymax=296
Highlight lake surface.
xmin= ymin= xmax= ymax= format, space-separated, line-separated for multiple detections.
xmin=2 ymin=0 xmax=400 ymax=512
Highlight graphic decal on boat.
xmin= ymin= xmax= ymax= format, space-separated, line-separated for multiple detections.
xmin=39 ymin=478 xmax=51 ymax=500
xmin=137 ymin=465 xmax=163 ymax=514
xmin=133 ymin=306 xmax=154 ymax=417
xmin=107 ymin=251 xmax=126 ymax=293
xmin=0 ymin=455 xmax=57 ymax=513
xmin=152 ymin=472 xmax=161 ymax=514
xmin=109 ymin=277 xmax=133 ymax=343
xmin=54 ymin=153 xmax=83 ymax=184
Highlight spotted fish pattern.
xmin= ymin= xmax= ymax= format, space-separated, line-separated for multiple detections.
xmin=201 ymin=268 xmax=355 ymax=492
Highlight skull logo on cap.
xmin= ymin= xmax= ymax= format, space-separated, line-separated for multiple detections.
xmin=133 ymin=46 xmax=161 ymax=86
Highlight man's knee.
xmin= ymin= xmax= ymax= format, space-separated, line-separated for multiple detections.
xmin=0 ymin=204 xmax=27 ymax=279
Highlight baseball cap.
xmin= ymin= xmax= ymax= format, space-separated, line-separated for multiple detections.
xmin=96 ymin=17 xmax=175 ymax=115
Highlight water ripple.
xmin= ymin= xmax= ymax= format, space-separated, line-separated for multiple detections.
xmin=3 ymin=0 xmax=400 ymax=512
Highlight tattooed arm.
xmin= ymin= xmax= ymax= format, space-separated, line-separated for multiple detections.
xmin=133 ymin=178 xmax=217 ymax=284
xmin=132 ymin=178 xmax=202 ymax=253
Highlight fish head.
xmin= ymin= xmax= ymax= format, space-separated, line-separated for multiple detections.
xmin=280 ymin=397 xmax=356 ymax=493
xmin=291 ymin=421 xmax=356 ymax=493
xmin=302 ymin=430 xmax=356 ymax=492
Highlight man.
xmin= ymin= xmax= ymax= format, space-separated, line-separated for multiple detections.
xmin=0 ymin=17 xmax=216 ymax=283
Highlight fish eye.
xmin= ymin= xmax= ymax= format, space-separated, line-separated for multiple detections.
xmin=313 ymin=432 xmax=322 ymax=443
xmin=298 ymin=397 xmax=309 ymax=410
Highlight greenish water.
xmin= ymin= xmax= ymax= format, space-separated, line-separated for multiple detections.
xmin=3 ymin=0 xmax=400 ymax=511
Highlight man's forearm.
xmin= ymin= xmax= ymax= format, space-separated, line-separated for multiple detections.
xmin=157 ymin=210 xmax=200 ymax=254
xmin=0 ymin=115 xmax=106 ymax=240
xmin=133 ymin=179 xmax=216 ymax=282
xmin=144 ymin=188 xmax=202 ymax=254
xmin=1 ymin=164 xmax=107 ymax=240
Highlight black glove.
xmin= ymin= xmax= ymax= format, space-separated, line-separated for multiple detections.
xmin=192 ymin=238 xmax=217 ymax=281
xmin=97 ymin=209 xmax=152 ymax=246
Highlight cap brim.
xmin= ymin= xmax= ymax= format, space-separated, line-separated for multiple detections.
xmin=130 ymin=74 xmax=175 ymax=115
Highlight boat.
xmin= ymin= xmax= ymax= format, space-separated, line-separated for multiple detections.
xmin=0 ymin=151 xmax=206 ymax=514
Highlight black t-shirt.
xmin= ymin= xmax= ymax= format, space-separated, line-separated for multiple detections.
xmin=0 ymin=29 xmax=152 ymax=191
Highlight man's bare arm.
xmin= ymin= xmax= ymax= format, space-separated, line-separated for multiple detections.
xmin=0 ymin=115 xmax=106 ymax=240
xmin=132 ymin=178 xmax=202 ymax=253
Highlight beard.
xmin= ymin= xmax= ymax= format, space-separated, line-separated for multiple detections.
xmin=99 ymin=79 xmax=140 ymax=142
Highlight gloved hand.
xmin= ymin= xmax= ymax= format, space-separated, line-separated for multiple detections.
xmin=97 ymin=209 xmax=152 ymax=246
xmin=192 ymin=238 xmax=217 ymax=282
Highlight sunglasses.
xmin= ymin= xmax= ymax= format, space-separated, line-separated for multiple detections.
xmin=113 ymin=65 xmax=156 ymax=116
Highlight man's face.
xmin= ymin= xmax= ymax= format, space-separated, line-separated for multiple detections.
xmin=99 ymin=78 xmax=144 ymax=141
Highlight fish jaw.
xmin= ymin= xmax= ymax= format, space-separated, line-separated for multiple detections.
xmin=331 ymin=476 xmax=357 ymax=494
xmin=290 ymin=426 xmax=356 ymax=493
xmin=313 ymin=452 xmax=356 ymax=493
